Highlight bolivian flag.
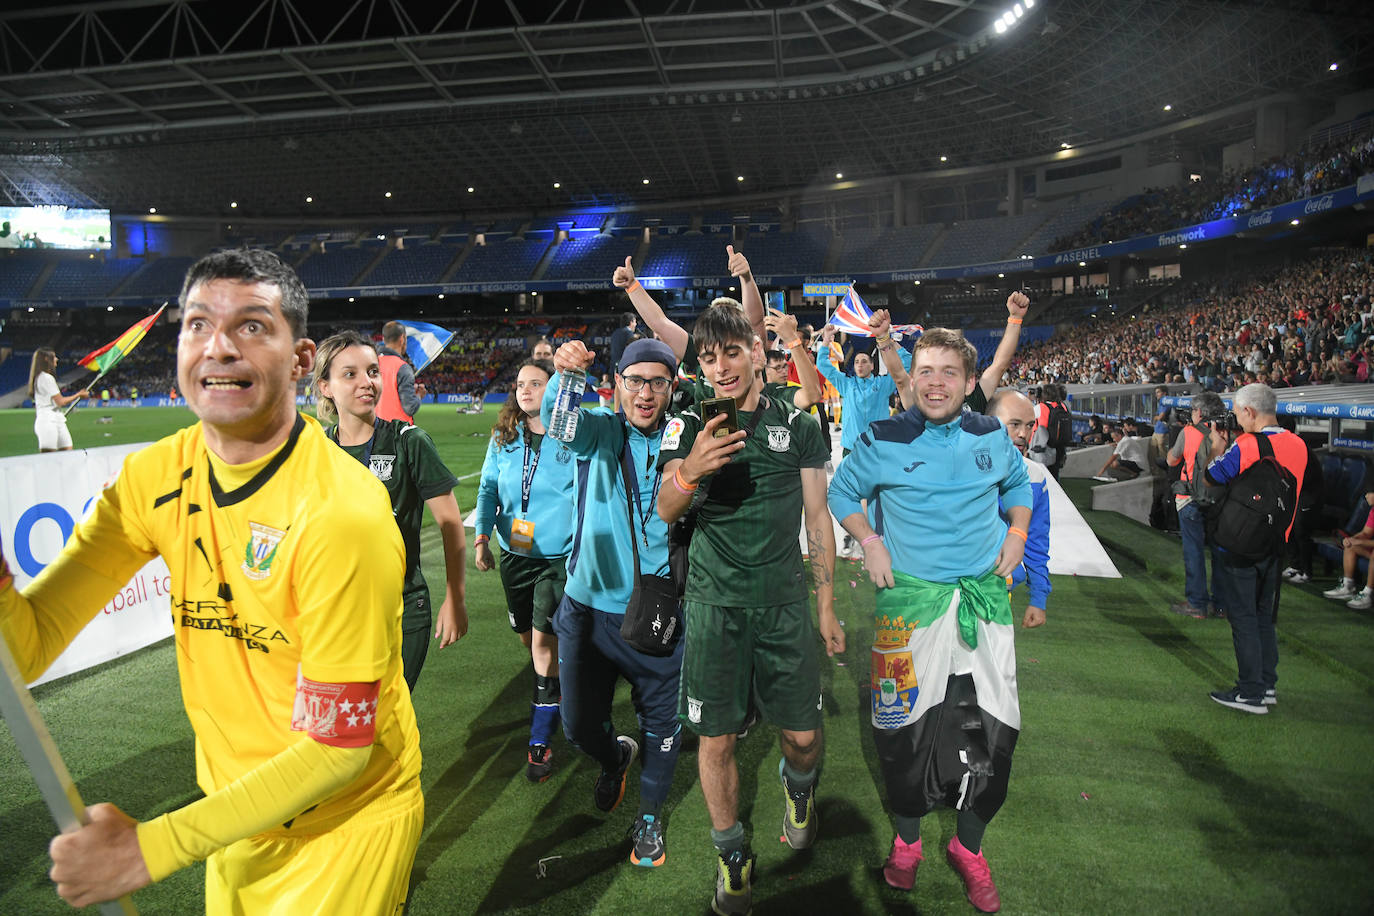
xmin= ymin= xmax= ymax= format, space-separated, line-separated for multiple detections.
xmin=78 ymin=303 xmax=167 ymax=375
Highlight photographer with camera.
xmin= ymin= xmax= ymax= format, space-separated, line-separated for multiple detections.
xmin=1201 ymin=384 xmax=1307 ymax=714
xmin=1167 ymin=392 xmax=1229 ymax=619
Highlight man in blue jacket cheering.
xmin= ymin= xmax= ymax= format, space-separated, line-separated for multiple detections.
xmin=542 ymin=337 xmax=685 ymax=869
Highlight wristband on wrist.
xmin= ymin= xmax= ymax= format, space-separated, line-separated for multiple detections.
xmin=784 ymin=338 xmax=803 ymax=350
xmin=673 ymin=467 xmax=699 ymax=493
xmin=1007 ymin=526 xmax=1028 ymax=541
xmin=1007 ymin=316 xmax=1023 ymax=325
xmin=876 ymin=333 xmax=892 ymax=343
xmin=860 ymin=534 xmax=883 ymax=547
xmin=627 ymin=279 xmax=642 ymax=293
xmin=474 ymin=534 xmax=490 ymax=545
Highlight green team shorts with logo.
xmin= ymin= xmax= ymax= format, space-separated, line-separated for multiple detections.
xmin=498 ymin=552 xmax=567 ymax=635
xmin=679 ymin=598 xmax=823 ymax=736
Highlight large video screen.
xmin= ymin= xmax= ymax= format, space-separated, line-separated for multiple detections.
xmin=0 ymin=205 xmax=111 ymax=250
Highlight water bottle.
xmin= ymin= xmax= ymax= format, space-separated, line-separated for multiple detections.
xmin=549 ymin=368 xmax=586 ymax=442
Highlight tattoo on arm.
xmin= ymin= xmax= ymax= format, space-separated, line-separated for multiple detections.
xmin=807 ymin=525 xmax=833 ymax=588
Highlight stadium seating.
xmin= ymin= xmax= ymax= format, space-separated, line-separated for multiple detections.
xmin=0 ymin=255 xmax=50 ymax=298
xmin=639 ymin=233 xmax=732 ymax=278
xmin=38 ymin=258 xmax=143 ymax=298
xmin=542 ymin=234 xmax=638 ymax=281
xmin=1019 ymin=197 xmax=1118 ymax=255
xmin=364 ymin=243 xmax=463 ymax=286
xmin=295 ymin=247 xmax=380 ymax=288
xmin=923 ymin=210 xmax=1051 ymax=266
xmin=733 ymin=229 xmax=830 ymax=276
xmin=838 ymin=225 xmax=943 ymax=272
xmin=450 ymin=237 xmax=550 ymax=282
xmin=120 ymin=256 xmax=197 ymax=299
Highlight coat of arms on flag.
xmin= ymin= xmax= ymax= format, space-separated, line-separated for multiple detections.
xmin=243 ymin=521 xmax=287 ymax=580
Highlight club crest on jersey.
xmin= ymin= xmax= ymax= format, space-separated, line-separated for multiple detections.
xmin=243 ymin=521 xmax=286 ymax=580
xmin=766 ymin=425 xmax=790 ymax=452
xmin=555 ymin=444 xmax=573 ymax=464
xmin=369 ymin=454 xmax=396 ymax=481
xmin=974 ymin=448 xmax=993 ymax=472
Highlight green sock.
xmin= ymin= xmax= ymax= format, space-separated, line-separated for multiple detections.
xmin=711 ymin=821 xmax=745 ymax=855
xmin=956 ymin=809 xmax=987 ymax=854
xmin=782 ymin=760 xmax=817 ymax=791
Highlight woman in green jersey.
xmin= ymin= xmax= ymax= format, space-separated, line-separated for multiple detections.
xmin=313 ymin=330 xmax=469 ymax=691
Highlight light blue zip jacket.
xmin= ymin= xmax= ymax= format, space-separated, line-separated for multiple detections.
xmin=542 ymin=373 xmax=670 ymax=615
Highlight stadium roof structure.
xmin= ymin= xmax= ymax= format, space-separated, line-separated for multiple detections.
xmin=0 ymin=0 xmax=1371 ymax=217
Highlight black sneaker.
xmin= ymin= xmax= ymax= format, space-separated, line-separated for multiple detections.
xmin=628 ymin=813 xmax=666 ymax=867
xmin=526 ymin=744 xmax=554 ymax=783
xmin=593 ymin=735 xmax=639 ymax=813
xmin=736 ymin=707 xmax=761 ymax=740
xmin=1209 ymin=688 xmax=1267 ymax=715
xmin=711 ymin=848 xmax=755 ymax=916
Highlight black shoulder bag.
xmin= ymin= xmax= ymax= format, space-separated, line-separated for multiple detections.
xmin=619 ymin=438 xmax=682 ymax=656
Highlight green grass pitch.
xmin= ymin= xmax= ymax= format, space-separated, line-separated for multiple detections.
xmin=1 ymin=405 xmax=1372 ymax=914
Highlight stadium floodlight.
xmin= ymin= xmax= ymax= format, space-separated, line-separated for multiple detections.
xmin=305 ymin=196 xmax=313 ymax=203
xmin=467 ymin=186 xmax=475 ymax=193
xmin=642 ymin=178 xmax=650 ymax=185
xmin=384 ymin=191 xmax=392 ymax=198
xmin=1291 ymin=218 xmax=1300 ymax=226
xmin=737 ymin=175 xmax=745 ymax=182
xmin=1329 ymin=62 xmax=1339 ymax=71
xmin=994 ymin=19 xmax=1007 ymax=33
xmin=835 ymin=172 xmax=844 ymax=179
xmin=1163 ymin=103 xmax=1173 ymax=111
xmin=1014 ymin=4 xmax=1024 ymax=17
xmin=553 ymin=182 xmax=561 ymax=189
xmin=1024 ymin=0 xmax=1033 ymax=6
xmin=107 ymin=305 xmax=114 ymax=311
xmin=1002 ymin=11 xmax=1015 ymax=26
xmin=230 ymin=201 xmax=238 ymax=208
xmin=940 ymin=155 xmax=948 ymax=162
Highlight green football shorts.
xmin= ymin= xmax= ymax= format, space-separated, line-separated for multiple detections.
xmin=498 ymin=552 xmax=567 ymax=635
xmin=679 ymin=598 xmax=823 ymax=736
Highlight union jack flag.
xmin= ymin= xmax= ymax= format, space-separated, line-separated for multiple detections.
xmin=826 ymin=286 xmax=924 ymax=339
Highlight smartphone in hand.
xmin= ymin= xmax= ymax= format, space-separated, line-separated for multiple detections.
xmin=700 ymin=396 xmax=739 ymax=438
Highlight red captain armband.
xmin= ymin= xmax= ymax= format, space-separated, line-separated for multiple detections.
xmin=290 ymin=673 xmax=382 ymax=748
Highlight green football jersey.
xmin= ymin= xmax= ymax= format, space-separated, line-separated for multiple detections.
xmin=332 ymin=418 xmax=458 ymax=602
xmin=658 ymin=390 xmax=827 ymax=607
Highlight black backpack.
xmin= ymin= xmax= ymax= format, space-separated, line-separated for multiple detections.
xmin=1046 ymin=401 xmax=1074 ymax=450
xmin=1204 ymin=434 xmax=1298 ymax=562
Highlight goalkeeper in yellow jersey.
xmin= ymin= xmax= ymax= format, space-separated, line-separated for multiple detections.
xmin=0 ymin=248 xmax=423 ymax=914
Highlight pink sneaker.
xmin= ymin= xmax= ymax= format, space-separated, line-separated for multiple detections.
xmin=946 ymin=836 xmax=1001 ymax=913
xmin=882 ymin=836 xmax=923 ymax=890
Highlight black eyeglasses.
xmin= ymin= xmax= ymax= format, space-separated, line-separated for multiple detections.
xmin=621 ymin=375 xmax=672 ymax=393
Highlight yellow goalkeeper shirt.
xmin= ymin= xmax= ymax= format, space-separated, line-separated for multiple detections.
xmin=2 ymin=413 xmax=420 ymax=848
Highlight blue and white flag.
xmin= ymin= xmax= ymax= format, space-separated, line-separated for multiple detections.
xmin=396 ymin=319 xmax=455 ymax=374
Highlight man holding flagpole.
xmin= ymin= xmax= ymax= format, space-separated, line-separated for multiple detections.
xmin=1 ymin=248 xmax=424 ymax=912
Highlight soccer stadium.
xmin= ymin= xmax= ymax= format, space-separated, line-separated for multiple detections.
xmin=2 ymin=1 xmax=1373 ymax=913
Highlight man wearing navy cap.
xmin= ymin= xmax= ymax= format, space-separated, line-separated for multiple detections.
xmin=542 ymin=336 xmax=686 ymax=869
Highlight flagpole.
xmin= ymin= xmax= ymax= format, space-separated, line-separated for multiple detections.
xmin=0 ymin=634 xmax=139 ymax=915
xmin=61 ymin=368 xmax=108 ymax=418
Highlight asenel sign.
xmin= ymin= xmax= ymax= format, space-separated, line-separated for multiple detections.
xmin=1 ymin=444 xmax=173 ymax=687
